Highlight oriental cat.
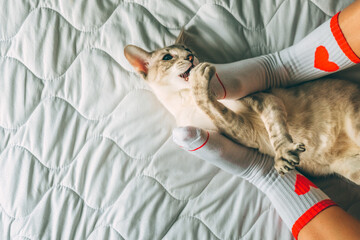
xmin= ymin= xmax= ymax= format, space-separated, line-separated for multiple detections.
xmin=124 ymin=38 xmax=360 ymax=185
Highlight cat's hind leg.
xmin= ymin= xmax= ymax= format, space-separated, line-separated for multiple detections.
xmin=243 ymin=92 xmax=306 ymax=175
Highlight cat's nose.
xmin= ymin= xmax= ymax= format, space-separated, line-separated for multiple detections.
xmin=186 ymin=54 xmax=194 ymax=63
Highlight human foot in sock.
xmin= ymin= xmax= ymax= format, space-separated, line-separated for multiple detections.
xmin=209 ymin=11 xmax=360 ymax=100
xmin=172 ymin=126 xmax=336 ymax=239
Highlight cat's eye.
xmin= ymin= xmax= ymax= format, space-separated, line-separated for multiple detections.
xmin=162 ymin=54 xmax=173 ymax=61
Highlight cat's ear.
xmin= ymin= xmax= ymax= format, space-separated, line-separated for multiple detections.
xmin=175 ymin=28 xmax=187 ymax=45
xmin=124 ymin=45 xmax=151 ymax=79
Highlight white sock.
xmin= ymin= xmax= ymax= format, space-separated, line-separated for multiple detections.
xmin=173 ymin=127 xmax=337 ymax=239
xmin=210 ymin=12 xmax=360 ymax=100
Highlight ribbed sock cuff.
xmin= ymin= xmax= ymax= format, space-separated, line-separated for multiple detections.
xmin=330 ymin=12 xmax=360 ymax=64
xmin=278 ymin=11 xmax=359 ymax=84
xmin=249 ymin=169 xmax=336 ymax=239
xmin=291 ymin=199 xmax=337 ymax=239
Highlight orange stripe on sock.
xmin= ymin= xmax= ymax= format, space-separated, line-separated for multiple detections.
xmin=189 ymin=131 xmax=210 ymax=151
xmin=330 ymin=12 xmax=360 ymax=63
xmin=215 ymin=73 xmax=227 ymax=99
xmin=292 ymin=199 xmax=337 ymax=240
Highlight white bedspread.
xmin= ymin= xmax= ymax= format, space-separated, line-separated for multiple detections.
xmin=1 ymin=0 xmax=359 ymax=239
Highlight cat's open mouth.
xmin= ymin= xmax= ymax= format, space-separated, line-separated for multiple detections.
xmin=179 ymin=65 xmax=194 ymax=81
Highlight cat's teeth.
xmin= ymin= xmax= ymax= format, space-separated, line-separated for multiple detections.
xmin=179 ymin=65 xmax=193 ymax=80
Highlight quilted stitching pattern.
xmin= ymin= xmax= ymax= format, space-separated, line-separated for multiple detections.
xmin=0 ymin=0 xmax=356 ymax=239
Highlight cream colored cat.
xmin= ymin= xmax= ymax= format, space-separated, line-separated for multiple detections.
xmin=124 ymin=42 xmax=360 ymax=185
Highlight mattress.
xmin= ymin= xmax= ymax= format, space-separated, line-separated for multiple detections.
xmin=1 ymin=0 xmax=359 ymax=239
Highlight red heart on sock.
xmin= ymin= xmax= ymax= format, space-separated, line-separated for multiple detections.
xmin=314 ymin=46 xmax=339 ymax=72
xmin=294 ymin=174 xmax=318 ymax=195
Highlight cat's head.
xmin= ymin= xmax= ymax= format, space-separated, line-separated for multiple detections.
xmin=124 ymin=35 xmax=199 ymax=92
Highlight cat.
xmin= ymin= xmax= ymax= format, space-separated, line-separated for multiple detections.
xmin=124 ymin=39 xmax=360 ymax=185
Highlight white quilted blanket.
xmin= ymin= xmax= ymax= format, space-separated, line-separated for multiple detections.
xmin=1 ymin=0 xmax=359 ymax=239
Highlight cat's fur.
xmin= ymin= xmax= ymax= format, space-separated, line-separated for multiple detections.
xmin=124 ymin=41 xmax=360 ymax=185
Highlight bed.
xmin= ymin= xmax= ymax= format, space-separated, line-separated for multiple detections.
xmin=1 ymin=0 xmax=359 ymax=239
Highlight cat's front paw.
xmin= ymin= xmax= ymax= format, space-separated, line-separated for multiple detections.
xmin=274 ymin=142 xmax=306 ymax=175
xmin=189 ymin=62 xmax=216 ymax=101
